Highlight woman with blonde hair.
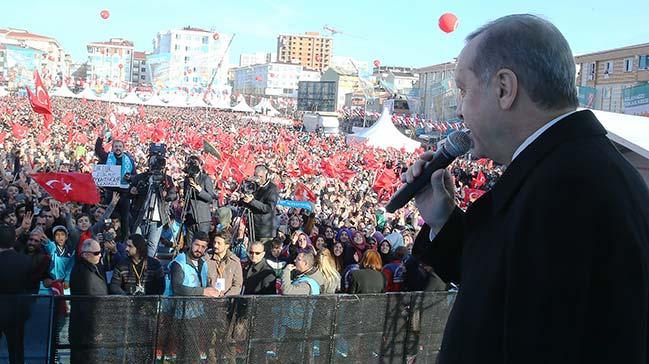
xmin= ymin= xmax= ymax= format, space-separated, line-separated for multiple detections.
xmin=317 ymin=248 xmax=341 ymax=294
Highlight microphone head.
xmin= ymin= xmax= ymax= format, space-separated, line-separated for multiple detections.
xmin=444 ymin=130 xmax=472 ymax=157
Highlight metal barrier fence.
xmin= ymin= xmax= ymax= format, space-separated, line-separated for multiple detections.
xmin=0 ymin=292 xmax=455 ymax=364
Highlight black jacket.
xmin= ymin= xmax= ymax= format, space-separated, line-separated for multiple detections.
xmin=242 ymin=181 xmax=279 ymax=239
xmin=183 ymin=172 xmax=215 ymax=224
xmin=70 ymin=258 xmax=108 ymax=296
xmin=349 ymin=269 xmax=386 ymax=294
xmin=129 ymin=172 xmax=177 ymax=227
xmin=413 ymin=110 xmax=649 ymax=364
xmin=109 ymin=256 xmax=165 ymax=295
xmin=243 ymin=259 xmax=276 ymax=295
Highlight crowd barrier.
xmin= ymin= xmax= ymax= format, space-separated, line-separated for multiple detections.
xmin=0 ymin=292 xmax=455 ymax=363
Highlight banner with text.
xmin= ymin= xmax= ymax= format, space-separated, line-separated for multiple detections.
xmin=92 ymin=165 xmax=122 ymax=187
xmin=623 ymin=84 xmax=649 ymax=117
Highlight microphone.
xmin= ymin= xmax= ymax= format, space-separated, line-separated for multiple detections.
xmin=385 ymin=130 xmax=472 ymax=213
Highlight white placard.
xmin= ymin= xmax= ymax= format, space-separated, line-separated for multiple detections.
xmin=92 ymin=164 xmax=122 ymax=187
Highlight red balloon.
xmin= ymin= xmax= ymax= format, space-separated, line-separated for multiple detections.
xmin=439 ymin=13 xmax=459 ymax=33
xmin=315 ymin=54 xmax=322 ymax=62
xmin=213 ymin=33 xmax=220 ymax=40
xmin=100 ymin=9 xmax=110 ymax=20
xmin=255 ymin=75 xmax=262 ymax=81
xmin=118 ymin=64 xmax=123 ymax=69
xmin=373 ymin=59 xmax=381 ymax=68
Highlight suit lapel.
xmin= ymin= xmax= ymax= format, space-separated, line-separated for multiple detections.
xmin=490 ymin=110 xmax=607 ymax=213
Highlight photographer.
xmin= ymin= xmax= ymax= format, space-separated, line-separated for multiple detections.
xmin=182 ymin=156 xmax=215 ymax=245
xmin=232 ymin=165 xmax=279 ymax=247
xmin=129 ymin=144 xmax=177 ymax=257
xmin=95 ymin=136 xmax=137 ymax=242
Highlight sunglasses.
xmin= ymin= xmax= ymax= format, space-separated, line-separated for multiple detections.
xmin=248 ymin=251 xmax=264 ymax=256
xmin=84 ymin=251 xmax=102 ymax=256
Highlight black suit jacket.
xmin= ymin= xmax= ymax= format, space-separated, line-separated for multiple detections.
xmin=413 ymin=110 xmax=649 ymax=364
xmin=243 ymin=181 xmax=279 ymax=239
xmin=70 ymin=258 xmax=108 ymax=296
xmin=243 ymin=259 xmax=276 ymax=295
xmin=183 ymin=172 xmax=215 ymax=224
xmin=0 ymin=250 xmax=37 ymax=324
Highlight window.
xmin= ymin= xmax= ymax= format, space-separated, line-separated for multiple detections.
xmin=587 ymin=62 xmax=596 ymax=80
xmin=202 ymin=36 xmax=208 ymax=44
xmin=604 ymin=61 xmax=614 ymax=76
xmin=141 ymin=75 xmax=145 ymax=80
xmin=625 ymin=58 xmax=634 ymax=72
xmin=640 ymin=55 xmax=649 ymax=70
xmin=141 ymin=67 xmax=146 ymax=72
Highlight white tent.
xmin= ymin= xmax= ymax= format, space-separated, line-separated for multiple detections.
xmin=210 ymin=96 xmax=231 ymax=110
xmin=0 ymin=86 xmax=8 ymax=97
xmin=231 ymin=97 xmax=255 ymax=113
xmin=120 ymin=91 xmax=144 ymax=104
xmin=51 ymin=84 xmax=77 ymax=98
xmin=253 ymin=98 xmax=280 ymax=116
xmin=144 ymin=94 xmax=167 ymax=107
xmin=167 ymin=92 xmax=189 ymax=107
xmin=78 ymin=87 xmax=99 ymax=100
xmin=584 ymin=108 xmax=649 ymax=159
xmin=349 ymin=103 xmax=421 ymax=152
xmin=187 ymin=96 xmax=209 ymax=108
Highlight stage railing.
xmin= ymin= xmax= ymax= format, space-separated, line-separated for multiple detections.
xmin=0 ymin=292 xmax=455 ymax=364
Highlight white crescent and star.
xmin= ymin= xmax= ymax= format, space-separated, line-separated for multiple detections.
xmin=45 ymin=179 xmax=73 ymax=194
xmin=36 ymin=86 xmax=49 ymax=107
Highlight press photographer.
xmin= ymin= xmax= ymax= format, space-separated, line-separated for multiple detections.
xmin=232 ymin=164 xmax=279 ymax=247
xmin=182 ymin=156 xmax=215 ymax=245
xmin=129 ymin=143 xmax=177 ymax=258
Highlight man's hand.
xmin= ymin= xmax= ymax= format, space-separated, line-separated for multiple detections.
xmin=96 ymin=233 xmax=104 ymax=244
xmin=285 ymin=264 xmax=296 ymax=272
xmin=189 ymin=179 xmax=202 ymax=193
xmin=105 ymin=240 xmax=117 ymax=254
xmin=110 ymin=191 xmax=120 ymax=205
xmin=401 ymin=151 xmax=456 ymax=233
xmin=203 ymin=287 xmax=219 ymax=297
xmin=20 ymin=211 xmax=33 ymax=231
xmin=242 ymin=194 xmax=254 ymax=203
xmin=130 ymin=187 xmax=138 ymax=195
xmin=49 ymin=200 xmax=61 ymax=219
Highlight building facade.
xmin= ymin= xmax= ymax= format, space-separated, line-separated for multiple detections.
xmin=298 ymin=81 xmax=337 ymax=111
xmin=0 ymin=28 xmax=67 ymax=89
xmin=416 ymin=61 xmax=457 ymax=120
xmin=86 ymin=38 xmax=134 ymax=86
xmin=277 ymin=32 xmax=332 ymax=72
xmin=321 ymin=66 xmax=361 ymax=110
xmin=149 ymin=27 xmax=231 ymax=92
xmin=131 ymin=51 xmax=149 ymax=86
xmin=239 ymin=52 xmax=274 ymax=67
xmin=575 ymin=43 xmax=649 ymax=114
xmin=232 ymin=62 xmax=306 ymax=97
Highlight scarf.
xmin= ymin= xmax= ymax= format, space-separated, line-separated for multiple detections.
xmin=107 ymin=152 xmax=134 ymax=186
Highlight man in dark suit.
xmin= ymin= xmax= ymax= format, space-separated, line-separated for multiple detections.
xmin=405 ymin=14 xmax=649 ymax=364
xmin=243 ymin=241 xmax=276 ymax=295
xmin=234 ymin=164 xmax=279 ymax=246
xmin=182 ymin=156 xmax=215 ymax=245
xmin=0 ymin=224 xmax=37 ymax=364
xmin=69 ymin=239 xmax=108 ymax=363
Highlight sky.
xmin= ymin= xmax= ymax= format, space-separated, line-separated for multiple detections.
xmin=1 ymin=0 xmax=648 ymax=69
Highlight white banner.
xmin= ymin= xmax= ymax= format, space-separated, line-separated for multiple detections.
xmin=92 ymin=165 xmax=122 ymax=187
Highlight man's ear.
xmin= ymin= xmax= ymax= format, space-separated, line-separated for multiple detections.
xmin=494 ymin=68 xmax=518 ymax=110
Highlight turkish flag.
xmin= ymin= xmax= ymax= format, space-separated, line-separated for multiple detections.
xmin=372 ymin=168 xmax=400 ymax=202
xmin=31 ymin=172 xmax=100 ymax=204
xmin=463 ymin=188 xmax=486 ymax=204
xmin=25 ymin=70 xmax=53 ymax=129
xmin=470 ymin=170 xmax=487 ymax=189
xmin=294 ymin=182 xmax=316 ymax=203
xmin=11 ymin=123 xmax=29 ymax=139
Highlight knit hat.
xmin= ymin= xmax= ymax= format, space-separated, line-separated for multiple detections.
xmin=52 ymin=225 xmax=68 ymax=235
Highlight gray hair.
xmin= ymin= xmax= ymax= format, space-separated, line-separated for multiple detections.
xmin=81 ymin=239 xmax=98 ymax=252
xmin=298 ymin=252 xmax=315 ymax=268
xmin=466 ymin=14 xmax=578 ymax=110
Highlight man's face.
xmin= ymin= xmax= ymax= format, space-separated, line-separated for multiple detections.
xmin=77 ymin=216 xmax=90 ymax=231
xmin=35 ymin=216 xmax=47 ymax=230
xmin=454 ymin=35 xmax=500 ymax=159
xmin=294 ymin=254 xmax=310 ymax=273
xmin=248 ymin=244 xmax=265 ymax=264
xmin=82 ymin=241 xmax=102 ymax=265
xmin=113 ymin=141 xmax=124 ymax=156
xmin=271 ymin=244 xmax=282 ymax=258
xmin=93 ymin=207 xmax=105 ymax=222
xmin=125 ymin=240 xmax=138 ymax=257
xmin=7 ymin=186 xmax=18 ymax=198
xmin=41 ymin=211 xmax=55 ymax=227
xmin=191 ymin=239 xmax=208 ymax=259
xmin=254 ymin=168 xmax=267 ymax=184
xmin=54 ymin=231 xmax=67 ymax=246
xmin=27 ymin=234 xmax=42 ymax=253
xmin=3 ymin=212 xmax=16 ymax=226
xmin=213 ymin=237 xmax=229 ymax=255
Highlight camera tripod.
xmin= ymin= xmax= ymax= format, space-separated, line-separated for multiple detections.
xmin=230 ymin=206 xmax=255 ymax=260
xmin=173 ymin=175 xmax=199 ymax=256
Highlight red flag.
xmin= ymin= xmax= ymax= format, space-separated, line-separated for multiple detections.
xmin=25 ymin=70 xmax=53 ymax=129
xmin=470 ymin=170 xmax=487 ymax=189
xmin=31 ymin=172 xmax=100 ymax=204
xmin=294 ymin=182 xmax=316 ymax=203
xmin=464 ymin=188 xmax=486 ymax=204
xmin=11 ymin=123 xmax=29 ymax=139
xmin=372 ymin=168 xmax=400 ymax=202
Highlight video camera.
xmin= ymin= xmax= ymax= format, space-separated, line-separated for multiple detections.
xmin=183 ymin=157 xmax=201 ymax=178
xmin=148 ymin=143 xmax=167 ymax=173
xmin=241 ymin=179 xmax=259 ymax=195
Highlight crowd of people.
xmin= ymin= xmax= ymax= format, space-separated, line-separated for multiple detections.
xmin=0 ymin=93 xmax=501 ymax=362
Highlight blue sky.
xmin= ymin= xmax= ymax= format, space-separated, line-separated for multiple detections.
xmin=1 ymin=0 xmax=648 ymax=68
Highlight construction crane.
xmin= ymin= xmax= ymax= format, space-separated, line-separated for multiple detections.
xmin=323 ymin=25 xmax=365 ymax=39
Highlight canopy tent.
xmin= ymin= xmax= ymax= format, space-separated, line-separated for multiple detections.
xmin=119 ymin=91 xmax=144 ymax=104
xmin=77 ymin=87 xmax=100 ymax=100
xmin=231 ymin=97 xmax=255 ymax=113
xmin=253 ymin=98 xmax=280 ymax=116
xmin=144 ymin=94 xmax=168 ymax=107
xmin=186 ymin=96 xmax=210 ymax=108
xmin=210 ymin=96 xmax=232 ymax=110
xmin=166 ymin=92 xmax=189 ymax=108
xmin=99 ymin=88 xmax=122 ymax=102
xmin=0 ymin=87 xmax=8 ymax=98
xmin=51 ymin=84 xmax=77 ymax=98
xmin=348 ymin=102 xmax=421 ymax=152
xmin=585 ymin=108 xmax=649 ymax=159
